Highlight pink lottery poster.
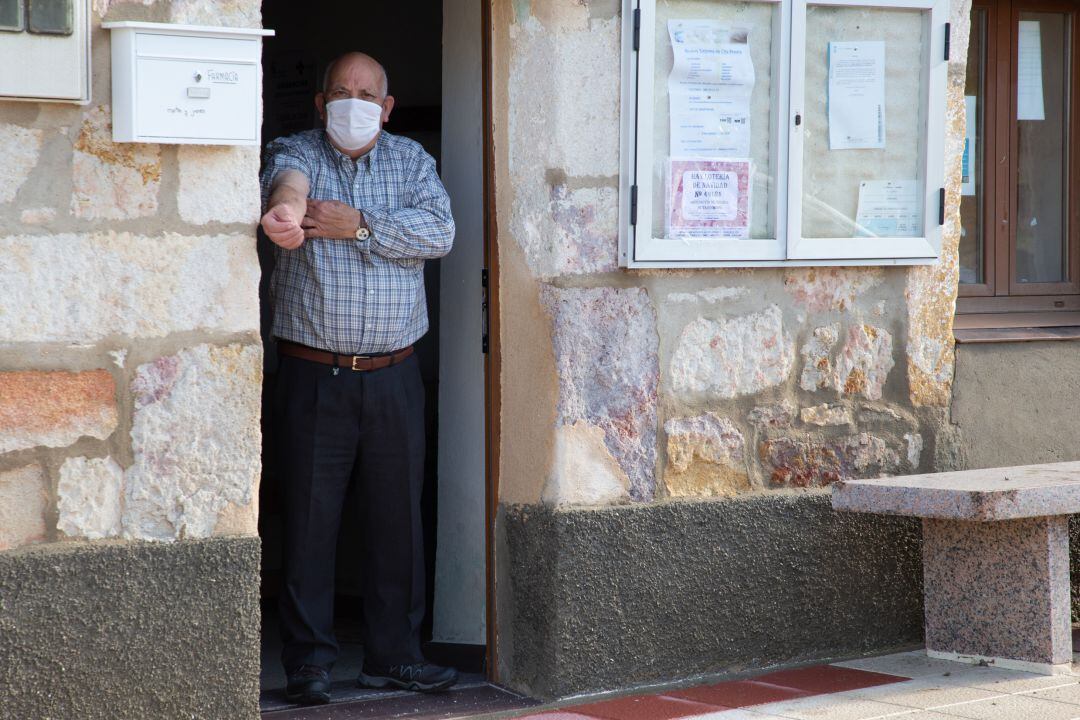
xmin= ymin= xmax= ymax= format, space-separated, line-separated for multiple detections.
xmin=666 ymin=158 xmax=751 ymax=239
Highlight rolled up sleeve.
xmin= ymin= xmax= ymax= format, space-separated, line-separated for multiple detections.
xmin=260 ymin=138 xmax=314 ymax=213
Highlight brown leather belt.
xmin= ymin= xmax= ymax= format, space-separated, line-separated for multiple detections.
xmin=277 ymin=340 xmax=413 ymax=372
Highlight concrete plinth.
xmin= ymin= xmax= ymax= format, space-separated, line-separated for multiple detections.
xmin=922 ymin=516 xmax=1072 ymax=673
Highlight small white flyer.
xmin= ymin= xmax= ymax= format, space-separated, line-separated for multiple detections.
xmin=962 ymin=95 xmax=977 ymax=196
xmin=1017 ymin=20 xmax=1045 ymax=121
xmin=828 ymin=41 xmax=886 ymax=150
xmin=854 ymin=180 xmax=921 ymax=237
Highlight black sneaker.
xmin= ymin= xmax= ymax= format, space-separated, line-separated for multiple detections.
xmin=285 ymin=664 xmax=331 ymax=705
xmin=357 ymin=661 xmax=459 ymax=692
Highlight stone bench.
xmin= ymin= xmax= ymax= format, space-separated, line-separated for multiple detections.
xmin=831 ymin=462 xmax=1080 ymax=675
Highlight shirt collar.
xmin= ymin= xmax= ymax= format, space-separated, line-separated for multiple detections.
xmin=321 ymin=130 xmax=382 ymax=174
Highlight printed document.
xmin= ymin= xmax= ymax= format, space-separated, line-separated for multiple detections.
xmin=828 ymin=41 xmax=886 ymax=150
xmin=962 ymin=96 xmax=976 ymax=196
xmin=854 ymin=180 xmax=921 ymax=237
xmin=668 ymin=20 xmax=755 ymax=157
xmin=666 ymin=158 xmax=752 ymax=239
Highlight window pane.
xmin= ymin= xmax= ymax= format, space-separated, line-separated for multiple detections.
xmin=959 ymin=8 xmax=986 ymax=285
xmin=27 ymin=0 xmax=72 ymax=35
xmin=0 ymin=0 xmax=23 ymax=32
xmin=651 ymin=0 xmax=778 ymax=240
xmin=801 ymin=5 xmax=927 ymax=239
xmin=1015 ymin=12 xmax=1070 ymax=284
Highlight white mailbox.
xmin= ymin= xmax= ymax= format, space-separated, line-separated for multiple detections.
xmin=102 ymin=21 xmax=274 ymax=145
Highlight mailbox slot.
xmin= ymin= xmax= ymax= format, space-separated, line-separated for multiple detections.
xmin=103 ymin=21 xmax=274 ymax=145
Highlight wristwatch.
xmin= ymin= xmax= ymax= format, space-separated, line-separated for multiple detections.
xmin=355 ymin=216 xmax=370 ymax=241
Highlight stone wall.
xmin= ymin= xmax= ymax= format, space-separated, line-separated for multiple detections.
xmin=0 ymin=1 xmax=264 ymax=716
xmin=492 ymin=0 xmax=970 ymax=692
xmin=0 ymin=0 xmax=263 ymax=551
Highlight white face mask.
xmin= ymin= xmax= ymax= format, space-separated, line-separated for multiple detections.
xmin=324 ymin=97 xmax=383 ymax=151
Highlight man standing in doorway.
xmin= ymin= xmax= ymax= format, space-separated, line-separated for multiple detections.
xmin=260 ymin=51 xmax=457 ymax=706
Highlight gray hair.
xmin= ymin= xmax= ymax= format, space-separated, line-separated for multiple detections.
xmin=322 ymin=53 xmax=389 ymax=98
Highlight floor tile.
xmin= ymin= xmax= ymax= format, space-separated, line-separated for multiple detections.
xmin=1021 ymin=681 xmax=1080 ymax=706
xmin=832 ymin=653 xmax=968 ymax=680
xmin=666 ymin=681 xmax=812 ymax=708
xmin=838 ymin=676 xmax=1004 ymax=709
xmin=939 ymin=669 xmax=1080 ymax=695
xmin=746 ymin=694 xmax=913 ymax=720
xmin=572 ymin=694 xmax=724 ymax=720
xmin=928 ymin=694 xmax=1080 ymax=720
xmin=753 ymin=665 xmax=907 ymax=694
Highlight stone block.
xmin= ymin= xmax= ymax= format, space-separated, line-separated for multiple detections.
xmin=0 ymin=124 xmax=43 ymax=204
xmin=831 ymin=461 xmax=1080 ymax=520
xmin=0 ymin=232 xmax=259 ymax=342
xmin=19 ymin=207 xmax=56 ymax=225
xmin=124 ymin=343 xmax=261 ymax=540
xmin=837 ymin=324 xmax=894 ymax=401
xmin=177 ymin=145 xmax=261 ymax=225
xmin=169 ymin=0 xmax=261 ymax=27
xmin=0 ymin=370 xmax=117 ymax=453
xmin=57 ymin=456 xmax=124 ymax=540
xmin=748 ymin=401 xmax=796 ymax=429
xmin=541 ymin=286 xmax=659 ymax=501
xmin=664 ymin=413 xmax=748 ymax=497
xmin=762 ymin=433 xmax=901 ymax=488
xmin=799 ymin=324 xmax=840 ymax=392
xmin=0 ymin=465 xmax=47 ymax=550
xmin=71 ymin=106 xmax=160 ymax=220
xmin=923 ymin=517 xmax=1071 ymax=668
xmin=670 ymin=305 xmax=795 ymax=399
xmin=800 ymin=404 xmax=853 ymax=427
xmin=542 ymin=421 xmax=630 ymax=506
xmin=784 ymin=268 xmax=882 ymax=313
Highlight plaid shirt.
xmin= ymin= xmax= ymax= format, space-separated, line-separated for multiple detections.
xmin=260 ymin=129 xmax=454 ymax=355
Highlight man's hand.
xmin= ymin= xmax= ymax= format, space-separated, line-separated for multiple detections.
xmin=303 ymin=199 xmax=365 ymax=240
xmin=261 ymin=204 xmax=305 ymax=250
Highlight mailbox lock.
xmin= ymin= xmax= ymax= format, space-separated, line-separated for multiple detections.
xmin=194 ymin=72 xmax=202 ymax=82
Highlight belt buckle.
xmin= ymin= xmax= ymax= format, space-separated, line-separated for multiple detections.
xmin=351 ymin=354 xmax=372 ymax=371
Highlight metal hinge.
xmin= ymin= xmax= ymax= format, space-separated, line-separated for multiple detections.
xmin=633 ymin=8 xmax=641 ymax=51
xmin=944 ymin=23 xmax=951 ymax=61
xmin=481 ymin=269 xmax=489 ymax=354
xmin=939 ymin=187 xmax=946 ymax=226
xmin=630 ymin=184 xmax=638 ymax=226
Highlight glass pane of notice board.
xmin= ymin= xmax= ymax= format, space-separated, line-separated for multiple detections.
xmin=641 ymin=0 xmax=784 ymax=260
xmin=802 ymin=5 xmax=927 ymax=240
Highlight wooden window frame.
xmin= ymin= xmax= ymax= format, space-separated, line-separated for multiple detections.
xmin=958 ymin=0 xmax=1080 ymax=315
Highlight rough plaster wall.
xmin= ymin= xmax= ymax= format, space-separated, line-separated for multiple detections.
xmin=952 ymin=342 xmax=1080 ymax=471
xmin=495 ymin=0 xmax=967 ymax=506
xmin=0 ymin=0 xmax=264 ymax=551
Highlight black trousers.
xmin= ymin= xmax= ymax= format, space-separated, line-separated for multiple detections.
xmin=274 ymin=352 xmax=426 ymax=673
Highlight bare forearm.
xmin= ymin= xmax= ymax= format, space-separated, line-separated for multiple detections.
xmin=269 ymin=183 xmax=308 ymax=221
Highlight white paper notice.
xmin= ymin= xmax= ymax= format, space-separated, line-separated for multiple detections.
xmin=962 ymin=95 xmax=977 ymax=196
xmin=1017 ymin=20 xmax=1045 ymax=121
xmin=668 ymin=20 xmax=755 ymax=158
xmin=854 ymin=180 xmax=921 ymax=237
xmin=828 ymin=41 xmax=886 ymax=150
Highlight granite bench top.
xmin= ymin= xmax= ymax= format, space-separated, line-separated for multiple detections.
xmin=831 ymin=461 xmax=1080 ymax=521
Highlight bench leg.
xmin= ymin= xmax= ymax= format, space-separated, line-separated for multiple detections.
xmin=922 ymin=516 xmax=1072 ymax=674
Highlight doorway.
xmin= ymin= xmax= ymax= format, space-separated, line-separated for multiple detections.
xmin=254 ymin=1 xmax=494 ymax=712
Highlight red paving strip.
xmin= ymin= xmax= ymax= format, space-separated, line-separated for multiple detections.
xmin=665 ymin=679 xmax=813 ymax=708
xmin=752 ymin=664 xmax=907 ymax=694
xmin=522 ymin=664 xmax=910 ymax=719
xmin=569 ymin=694 xmax=725 ymax=720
